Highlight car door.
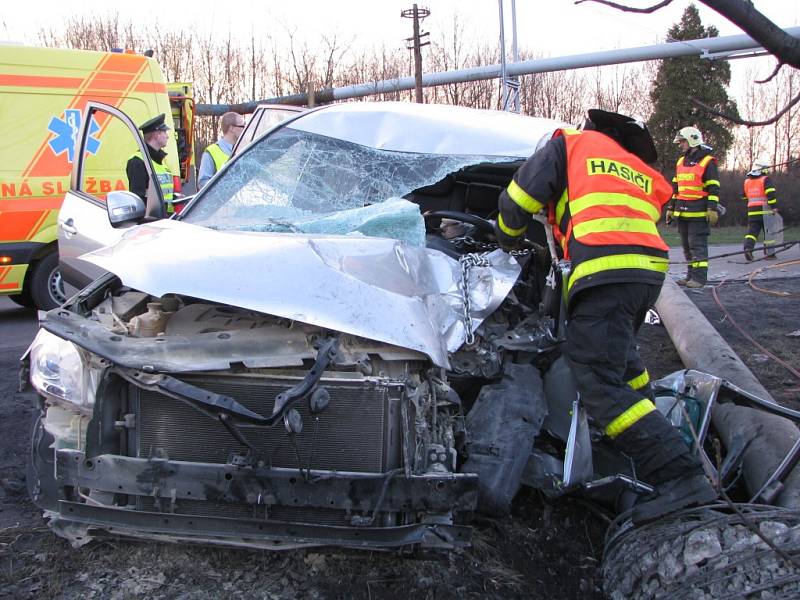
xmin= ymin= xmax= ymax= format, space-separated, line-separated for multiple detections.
xmin=58 ymin=102 xmax=165 ymax=290
xmin=230 ymin=104 xmax=305 ymax=157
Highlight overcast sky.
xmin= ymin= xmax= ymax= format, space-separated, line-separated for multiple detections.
xmin=2 ymin=1 xmax=797 ymax=93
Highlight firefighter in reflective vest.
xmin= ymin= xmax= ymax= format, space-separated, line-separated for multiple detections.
xmin=197 ymin=111 xmax=246 ymax=188
xmin=126 ymin=113 xmax=175 ymax=213
xmin=494 ymin=109 xmax=717 ymax=523
xmin=666 ymin=127 xmax=720 ymax=288
xmin=742 ymin=158 xmax=779 ymax=261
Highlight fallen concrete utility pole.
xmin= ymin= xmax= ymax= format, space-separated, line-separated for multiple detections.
xmin=656 ymin=279 xmax=800 ymax=508
xmin=196 ymin=26 xmax=800 ymax=116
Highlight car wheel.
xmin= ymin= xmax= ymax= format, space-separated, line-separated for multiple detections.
xmin=602 ymin=505 xmax=800 ymax=599
xmin=30 ymin=252 xmax=66 ymax=310
xmin=9 ymin=290 xmax=35 ymax=308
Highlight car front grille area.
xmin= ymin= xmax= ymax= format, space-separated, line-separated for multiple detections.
xmin=129 ymin=373 xmax=403 ymax=523
xmin=138 ymin=498 xmax=351 ymax=526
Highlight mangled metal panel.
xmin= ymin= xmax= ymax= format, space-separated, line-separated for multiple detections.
xmin=80 ymin=220 xmax=520 ymax=367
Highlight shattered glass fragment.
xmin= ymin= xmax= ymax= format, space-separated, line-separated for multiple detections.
xmin=184 ymin=127 xmax=516 ymax=244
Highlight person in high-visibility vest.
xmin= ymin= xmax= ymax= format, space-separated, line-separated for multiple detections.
xmin=665 ymin=127 xmax=721 ymax=288
xmin=494 ymin=109 xmax=717 ymax=523
xmin=742 ymin=158 xmax=779 ymax=262
xmin=197 ymin=111 xmax=246 ymax=188
xmin=126 ymin=113 xmax=175 ymax=212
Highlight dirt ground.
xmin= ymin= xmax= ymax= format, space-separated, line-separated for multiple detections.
xmin=638 ymin=269 xmax=800 ymax=411
xmin=1 ymin=260 xmax=798 ymax=599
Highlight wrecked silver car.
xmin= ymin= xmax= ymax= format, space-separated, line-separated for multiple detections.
xmin=25 ymin=101 xmax=572 ymax=550
xmin=25 ymin=102 xmax=800 ymax=562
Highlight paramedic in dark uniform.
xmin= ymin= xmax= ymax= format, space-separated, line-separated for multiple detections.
xmin=126 ymin=113 xmax=175 ymax=212
xmin=494 ymin=109 xmax=717 ymax=523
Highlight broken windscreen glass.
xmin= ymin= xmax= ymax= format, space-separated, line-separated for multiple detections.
xmin=182 ymin=127 xmax=517 ymax=244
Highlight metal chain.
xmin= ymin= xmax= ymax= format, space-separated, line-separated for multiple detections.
xmin=459 ymin=253 xmax=491 ymax=345
xmin=452 ymin=235 xmax=533 ymax=257
xmin=454 ymin=235 xmax=497 ymax=251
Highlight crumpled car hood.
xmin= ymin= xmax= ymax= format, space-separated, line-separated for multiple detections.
xmin=81 ymin=220 xmax=521 ymax=367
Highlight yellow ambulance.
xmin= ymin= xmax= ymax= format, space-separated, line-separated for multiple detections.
xmin=0 ymin=44 xmax=193 ymax=309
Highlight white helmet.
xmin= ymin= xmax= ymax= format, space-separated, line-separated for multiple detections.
xmin=752 ymin=158 xmax=769 ymax=172
xmin=673 ymin=126 xmax=703 ymax=147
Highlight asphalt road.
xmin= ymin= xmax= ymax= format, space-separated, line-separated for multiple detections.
xmin=0 ymin=297 xmax=40 ymax=533
xmin=667 ymin=242 xmax=800 ymax=282
xmin=0 ymin=297 xmax=39 ymax=353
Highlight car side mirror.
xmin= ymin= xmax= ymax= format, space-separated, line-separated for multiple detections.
xmin=107 ymin=191 xmax=146 ymax=225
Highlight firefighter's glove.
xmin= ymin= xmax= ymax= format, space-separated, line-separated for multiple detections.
xmin=493 ymin=221 xmax=521 ymax=253
xmin=665 ymin=209 xmax=674 ymax=225
xmin=706 ymin=210 xmax=719 ymax=226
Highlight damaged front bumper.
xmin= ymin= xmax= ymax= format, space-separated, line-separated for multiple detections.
xmin=48 ymin=450 xmax=477 ymax=550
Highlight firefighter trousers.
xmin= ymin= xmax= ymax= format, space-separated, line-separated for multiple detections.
xmin=563 ymin=283 xmax=704 ymax=485
xmin=744 ymin=216 xmax=773 ymax=255
xmin=678 ymin=218 xmax=710 ymax=284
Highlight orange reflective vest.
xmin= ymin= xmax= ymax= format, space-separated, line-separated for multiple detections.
xmin=675 ymin=155 xmax=713 ymax=201
xmin=548 ymin=130 xmax=672 ymax=299
xmin=744 ymin=176 xmax=767 ymax=208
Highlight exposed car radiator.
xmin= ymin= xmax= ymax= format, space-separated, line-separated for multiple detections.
xmin=129 ymin=373 xmax=404 ymax=523
xmin=131 ymin=373 xmax=403 ymax=473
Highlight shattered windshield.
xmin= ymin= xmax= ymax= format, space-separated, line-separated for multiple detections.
xmin=182 ymin=127 xmax=516 ymax=243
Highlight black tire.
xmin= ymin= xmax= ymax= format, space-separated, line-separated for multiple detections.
xmin=602 ymin=505 xmax=800 ymax=599
xmin=8 ymin=290 xmax=35 ymax=308
xmin=29 ymin=251 xmax=66 ymax=310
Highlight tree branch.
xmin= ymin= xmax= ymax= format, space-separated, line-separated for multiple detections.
xmin=755 ymin=61 xmax=784 ymax=85
xmin=690 ymin=91 xmax=800 ymax=127
xmin=576 ymin=0 xmax=800 ymax=68
xmin=573 ymin=0 xmax=673 ymax=13
xmin=700 ymin=0 xmax=800 ymax=70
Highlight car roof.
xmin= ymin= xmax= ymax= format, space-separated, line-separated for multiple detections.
xmin=287 ymin=101 xmax=569 ymax=158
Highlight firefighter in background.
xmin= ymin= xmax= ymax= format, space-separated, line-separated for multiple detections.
xmin=494 ymin=109 xmax=717 ymax=523
xmin=126 ymin=113 xmax=175 ymax=213
xmin=197 ymin=111 xmax=246 ymax=188
xmin=742 ymin=158 xmax=779 ymax=261
xmin=666 ymin=127 xmax=720 ymax=288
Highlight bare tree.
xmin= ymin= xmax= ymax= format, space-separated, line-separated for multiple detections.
xmin=575 ymin=0 xmax=800 ymax=126
xmin=576 ymin=0 xmax=799 ymax=68
xmin=730 ymin=63 xmax=800 ymax=169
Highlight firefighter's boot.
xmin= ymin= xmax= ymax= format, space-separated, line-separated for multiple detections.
xmin=744 ymin=249 xmax=754 ymax=262
xmin=631 ymin=473 xmax=718 ymax=524
xmin=685 ymin=280 xmax=704 ymax=289
xmin=612 ymin=411 xmax=717 ymax=522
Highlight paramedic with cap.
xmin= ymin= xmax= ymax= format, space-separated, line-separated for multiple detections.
xmin=198 ymin=111 xmax=246 ymax=188
xmin=666 ymin=126 xmax=720 ymax=288
xmin=494 ymin=109 xmax=717 ymax=523
xmin=126 ymin=113 xmax=176 ymax=211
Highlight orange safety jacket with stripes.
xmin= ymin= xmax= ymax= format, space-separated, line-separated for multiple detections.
xmin=497 ymin=129 xmax=672 ymax=304
xmin=743 ymin=174 xmax=777 ymax=218
xmin=669 ymin=148 xmax=720 ymax=218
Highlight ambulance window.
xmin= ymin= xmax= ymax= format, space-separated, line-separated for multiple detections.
xmin=78 ymin=114 xmax=140 ymax=203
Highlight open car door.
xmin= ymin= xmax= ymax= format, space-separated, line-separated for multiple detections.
xmin=57 ymin=102 xmax=166 ymax=292
xmin=230 ymin=104 xmax=305 ymax=157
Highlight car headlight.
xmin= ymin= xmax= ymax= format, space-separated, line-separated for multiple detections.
xmin=29 ymin=329 xmax=88 ymax=408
